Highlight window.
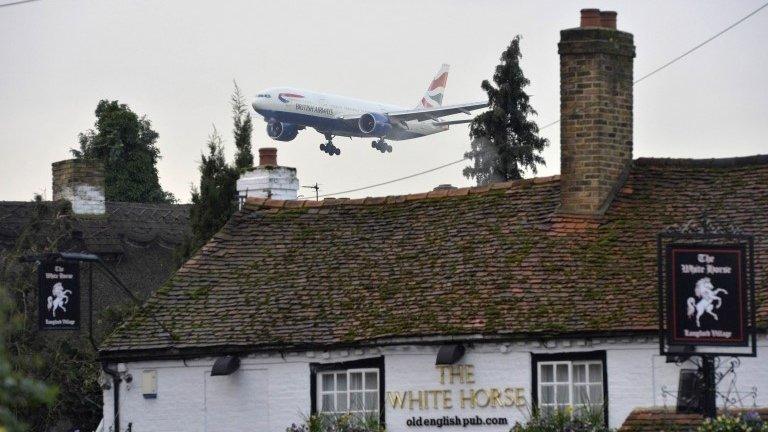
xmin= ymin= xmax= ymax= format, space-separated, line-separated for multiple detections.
xmin=532 ymin=352 xmax=607 ymax=422
xmin=318 ymin=369 xmax=379 ymax=415
xmin=538 ymin=361 xmax=603 ymax=415
xmin=310 ymin=357 xmax=384 ymax=422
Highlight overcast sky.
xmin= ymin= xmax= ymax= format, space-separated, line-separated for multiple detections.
xmin=1 ymin=0 xmax=766 ymax=203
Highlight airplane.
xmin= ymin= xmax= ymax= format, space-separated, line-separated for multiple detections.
xmin=251 ymin=64 xmax=488 ymax=156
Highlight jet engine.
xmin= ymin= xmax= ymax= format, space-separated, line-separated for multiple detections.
xmin=266 ymin=121 xmax=299 ymax=141
xmin=358 ymin=112 xmax=392 ymax=137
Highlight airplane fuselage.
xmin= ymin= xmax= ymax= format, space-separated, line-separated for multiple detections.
xmin=252 ymin=87 xmax=446 ymax=141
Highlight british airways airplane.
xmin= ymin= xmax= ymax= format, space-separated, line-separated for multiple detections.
xmin=251 ymin=64 xmax=487 ymax=156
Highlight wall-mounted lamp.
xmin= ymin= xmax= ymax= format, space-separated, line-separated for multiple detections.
xmin=435 ymin=344 xmax=465 ymax=365
xmin=211 ymin=355 xmax=241 ymax=376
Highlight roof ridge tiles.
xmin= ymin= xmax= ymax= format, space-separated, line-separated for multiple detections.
xmin=242 ymin=175 xmax=562 ymax=210
xmin=635 ymin=154 xmax=768 ymax=168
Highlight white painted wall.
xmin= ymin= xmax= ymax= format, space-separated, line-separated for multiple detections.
xmin=58 ymin=184 xmax=105 ymax=215
xmin=102 ymin=337 xmax=768 ymax=432
xmin=236 ymin=166 xmax=299 ymax=201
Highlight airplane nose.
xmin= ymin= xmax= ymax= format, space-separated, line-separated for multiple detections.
xmin=252 ymin=99 xmax=267 ymax=116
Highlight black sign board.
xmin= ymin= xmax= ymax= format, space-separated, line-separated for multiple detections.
xmin=666 ymin=245 xmax=747 ymax=347
xmin=38 ymin=260 xmax=80 ymax=330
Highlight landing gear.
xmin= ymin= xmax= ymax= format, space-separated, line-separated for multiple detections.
xmin=320 ymin=134 xmax=341 ymax=156
xmin=320 ymin=142 xmax=340 ymax=155
xmin=371 ymin=138 xmax=392 ymax=153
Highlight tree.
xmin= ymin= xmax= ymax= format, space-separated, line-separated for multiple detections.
xmin=188 ymin=126 xmax=239 ymax=251
xmin=0 ymin=282 xmax=57 ymax=432
xmin=178 ymin=83 xmax=254 ymax=263
xmin=463 ymin=36 xmax=548 ymax=185
xmin=231 ymin=81 xmax=254 ymax=170
xmin=72 ymin=100 xmax=175 ymax=203
xmin=0 ymin=196 xmax=101 ymax=431
xmin=0 ymin=338 xmax=56 ymax=432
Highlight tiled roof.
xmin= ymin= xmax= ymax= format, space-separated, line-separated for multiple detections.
xmin=618 ymin=408 xmax=768 ymax=432
xmin=99 ymin=155 xmax=768 ymax=357
xmin=0 ymin=201 xmax=190 ymax=253
xmin=0 ymin=200 xmax=191 ymax=318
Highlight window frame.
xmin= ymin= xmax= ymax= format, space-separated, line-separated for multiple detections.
xmin=317 ymin=368 xmax=380 ymax=415
xmin=310 ymin=357 xmax=385 ymax=424
xmin=531 ymin=351 xmax=608 ymax=425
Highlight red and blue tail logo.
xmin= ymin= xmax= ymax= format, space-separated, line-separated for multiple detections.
xmin=418 ymin=64 xmax=449 ymax=109
xmin=278 ymin=93 xmax=304 ymax=103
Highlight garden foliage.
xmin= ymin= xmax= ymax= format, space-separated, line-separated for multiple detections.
xmin=698 ymin=412 xmax=768 ymax=432
xmin=286 ymin=413 xmax=385 ymax=432
xmin=510 ymin=408 xmax=610 ymax=432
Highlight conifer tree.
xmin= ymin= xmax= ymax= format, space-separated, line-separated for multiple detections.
xmin=188 ymin=126 xmax=239 ymax=250
xmin=72 ymin=100 xmax=175 ymax=203
xmin=463 ymin=36 xmax=548 ymax=185
xmin=231 ymin=81 xmax=254 ymax=170
xmin=179 ymin=83 xmax=254 ymax=263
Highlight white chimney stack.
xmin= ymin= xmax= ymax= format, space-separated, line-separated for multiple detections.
xmin=52 ymin=159 xmax=106 ymax=215
xmin=236 ymin=148 xmax=299 ymax=201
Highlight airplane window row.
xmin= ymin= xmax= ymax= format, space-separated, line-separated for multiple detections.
xmin=257 ymin=94 xmax=271 ymax=98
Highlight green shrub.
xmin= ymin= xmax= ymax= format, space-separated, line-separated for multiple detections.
xmin=510 ymin=407 xmax=611 ymax=432
xmin=697 ymin=413 xmax=768 ymax=432
xmin=286 ymin=413 xmax=385 ymax=432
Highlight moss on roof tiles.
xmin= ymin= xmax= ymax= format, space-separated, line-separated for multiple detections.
xmin=101 ymin=157 xmax=768 ymax=354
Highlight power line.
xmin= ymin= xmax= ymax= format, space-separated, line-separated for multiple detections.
xmin=319 ymin=2 xmax=768 ymax=199
xmin=537 ymin=118 xmax=560 ymax=131
xmin=0 ymin=0 xmax=43 ymax=8
xmin=634 ymin=1 xmax=768 ymax=84
xmin=317 ymin=118 xmax=563 ymax=198
xmin=316 ymin=158 xmax=471 ymax=198
xmin=529 ymin=1 xmax=768 ymax=135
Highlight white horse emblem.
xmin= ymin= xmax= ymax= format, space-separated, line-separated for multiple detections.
xmin=47 ymin=282 xmax=72 ymax=318
xmin=686 ymin=277 xmax=728 ymax=328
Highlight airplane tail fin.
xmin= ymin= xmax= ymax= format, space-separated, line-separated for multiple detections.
xmin=417 ymin=64 xmax=449 ymax=109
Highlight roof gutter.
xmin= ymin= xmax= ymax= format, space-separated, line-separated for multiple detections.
xmin=98 ymin=328 xmax=670 ymax=363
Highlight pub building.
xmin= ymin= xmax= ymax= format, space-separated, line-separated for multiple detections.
xmin=98 ymin=9 xmax=767 ymax=432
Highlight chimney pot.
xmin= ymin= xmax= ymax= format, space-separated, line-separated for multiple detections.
xmin=259 ymin=147 xmax=278 ymax=166
xmin=433 ymin=184 xmax=457 ymax=191
xmin=580 ymin=8 xmax=602 ymax=27
xmin=600 ymin=11 xmax=617 ymax=29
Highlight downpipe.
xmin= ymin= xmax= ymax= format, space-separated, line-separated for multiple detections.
xmin=102 ymin=362 xmax=120 ymax=432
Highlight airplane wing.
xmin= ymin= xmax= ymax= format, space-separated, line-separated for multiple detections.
xmin=337 ymin=101 xmax=488 ymax=122
xmin=432 ymin=119 xmax=473 ymax=126
xmin=386 ymin=101 xmax=488 ymax=122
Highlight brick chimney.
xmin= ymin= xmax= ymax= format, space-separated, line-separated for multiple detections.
xmin=558 ymin=9 xmax=635 ymax=215
xmin=236 ymin=148 xmax=299 ymax=201
xmin=52 ymin=159 xmax=106 ymax=215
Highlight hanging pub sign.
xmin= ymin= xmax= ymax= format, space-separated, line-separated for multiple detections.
xmin=666 ymin=244 xmax=747 ymax=347
xmin=38 ymin=260 xmax=80 ymax=330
